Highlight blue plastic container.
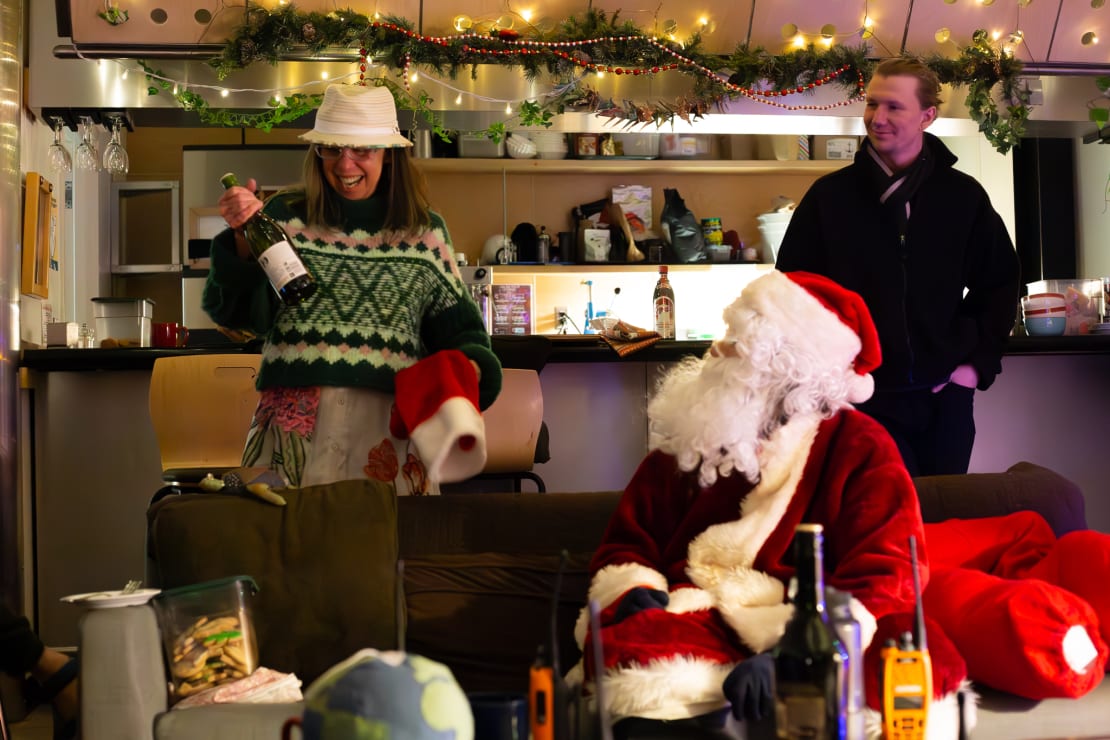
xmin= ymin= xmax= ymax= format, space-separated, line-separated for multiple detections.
xmin=1025 ymin=315 xmax=1066 ymax=336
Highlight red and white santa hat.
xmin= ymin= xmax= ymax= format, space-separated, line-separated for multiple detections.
xmin=735 ymin=270 xmax=881 ymax=403
xmin=391 ymin=349 xmax=487 ymax=484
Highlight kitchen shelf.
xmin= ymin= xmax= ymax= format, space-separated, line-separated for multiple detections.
xmin=415 ymin=158 xmax=847 ymax=176
xmin=491 ymin=262 xmax=773 ymax=274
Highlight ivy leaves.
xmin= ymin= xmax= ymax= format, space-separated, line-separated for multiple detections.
xmin=132 ymin=6 xmax=1029 ymax=156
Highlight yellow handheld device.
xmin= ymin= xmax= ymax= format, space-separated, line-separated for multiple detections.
xmin=882 ymin=536 xmax=932 ymax=740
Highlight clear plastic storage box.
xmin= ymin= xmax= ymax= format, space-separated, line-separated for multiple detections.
xmin=91 ymin=297 xmax=154 ymax=347
xmin=152 ymin=575 xmax=260 ymax=700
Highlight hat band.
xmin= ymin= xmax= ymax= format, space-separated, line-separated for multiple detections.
xmin=314 ymin=120 xmax=401 ymax=137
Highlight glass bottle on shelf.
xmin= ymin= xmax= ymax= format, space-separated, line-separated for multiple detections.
xmin=653 ymin=265 xmax=675 ymax=339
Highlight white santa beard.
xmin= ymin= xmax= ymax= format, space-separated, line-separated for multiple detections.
xmin=648 ymin=325 xmax=855 ymax=488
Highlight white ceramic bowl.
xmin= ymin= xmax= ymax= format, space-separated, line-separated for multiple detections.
xmin=1022 ymin=292 xmax=1066 ymax=312
xmin=505 ymin=134 xmax=537 ymax=159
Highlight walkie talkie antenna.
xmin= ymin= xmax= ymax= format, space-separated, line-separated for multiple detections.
xmin=589 ymin=599 xmax=614 ymax=740
xmin=909 ymin=536 xmax=927 ymax=652
xmin=551 ymin=549 xmax=569 ymax=675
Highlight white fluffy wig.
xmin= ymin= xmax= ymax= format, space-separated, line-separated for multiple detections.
xmin=648 ymin=298 xmax=861 ymax=488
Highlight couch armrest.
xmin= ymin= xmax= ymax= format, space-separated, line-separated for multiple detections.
xmin=914 ymin=461 xmax=1087 ymax=537
xmin=79 ymin=605 xmax=168 ymax=740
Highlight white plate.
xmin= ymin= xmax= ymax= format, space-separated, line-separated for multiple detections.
xmin=60 ymin=588 xmax=160 ymax=609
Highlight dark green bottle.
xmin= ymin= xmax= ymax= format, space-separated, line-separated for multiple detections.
xmin=220 ymin=172 xmax=317 ymax=306
xmin=773 ymin=523 xmax=847 ymax=739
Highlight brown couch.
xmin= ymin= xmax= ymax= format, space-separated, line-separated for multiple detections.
xmin=78 ymin=461 xmax=1106 ymax=740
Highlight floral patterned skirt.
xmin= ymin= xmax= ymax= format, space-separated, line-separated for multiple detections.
xmin=241 ymin=385 xmax=436 ymax=495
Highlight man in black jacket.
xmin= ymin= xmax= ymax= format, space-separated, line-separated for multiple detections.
xmin=776 ymin=57 xmax=1020 ymax=476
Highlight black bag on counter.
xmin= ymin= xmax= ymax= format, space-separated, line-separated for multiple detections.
xmin=660 ymin=188 xmax=707 ymax=263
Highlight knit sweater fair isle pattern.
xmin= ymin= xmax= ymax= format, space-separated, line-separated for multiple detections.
xmin=203 ymin=193 xmax=498 ymax=405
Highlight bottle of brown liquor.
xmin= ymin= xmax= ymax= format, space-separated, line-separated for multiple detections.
xmin=653 ymin=265 xmax=675 ymax=339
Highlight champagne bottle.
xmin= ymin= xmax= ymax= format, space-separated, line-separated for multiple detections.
xmin=773 ymin=523 xmax=848 ymax=739
xmin=220 ymin=172 xmax=317 ymax=306
xmin=653 ymin=265 xmax=675 ymax=339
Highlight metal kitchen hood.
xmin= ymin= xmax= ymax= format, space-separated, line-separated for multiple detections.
xmin=31 ymin=1 xmax=1110 ymax=138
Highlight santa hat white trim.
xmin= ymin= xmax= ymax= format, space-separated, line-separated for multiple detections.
xmin=738 ymin=270 xmax=873 ymax=403
xmin=408 ymin=396 xmax=487 ymax=483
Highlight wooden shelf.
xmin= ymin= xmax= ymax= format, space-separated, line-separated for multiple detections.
xmin=415 ymin=158 xmax=847 ymax=175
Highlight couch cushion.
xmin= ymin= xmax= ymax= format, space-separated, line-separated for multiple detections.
xmin=147 ymin=480 xmax=401 ymax=684
xmin=914 ymin=461 xmax=1087 ymax=537
xmin=403 ymin=551 xmax=593 ymax=693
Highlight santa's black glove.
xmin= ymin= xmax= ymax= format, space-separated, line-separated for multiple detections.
xmin=723 ymin=653 xmax=775 ymax=722
xmin=611 ymin=587 xmax=669 ymax=624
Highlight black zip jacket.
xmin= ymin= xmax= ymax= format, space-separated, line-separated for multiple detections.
xmin=775 ymin=134 xmax=1020 ymax=392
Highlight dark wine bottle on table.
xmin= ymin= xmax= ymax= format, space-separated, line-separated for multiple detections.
xmin=773 ymin=523 xmax=848 ymax=739
xmin=220 ymin=172 xmax=317 ymax=306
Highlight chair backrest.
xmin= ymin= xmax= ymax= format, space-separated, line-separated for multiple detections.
xmin=148 ymin=354 xmax=261 ymax=474
xmin=480 ymin=368 xmax=543 ymax=474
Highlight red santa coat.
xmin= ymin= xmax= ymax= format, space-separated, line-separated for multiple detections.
xmin=574 ymin=410 xmax=967 ymax=723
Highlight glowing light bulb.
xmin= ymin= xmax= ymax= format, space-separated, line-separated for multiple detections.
xmin=861 ymin=16 xmax=874 ymax=39
xmin=792 ymin=34 xmax=806 ymax=48
xmin=453 ymin=14 xmax=473 ymax=32
xmin=505 ymin=103 xmax=512 ymax=114
xmin=321 ymin=71 xmax=330 ymax=80
xmin=496 ymin=15 xmax=514 ymax=30
xmin=596 ymin=71 xmax=605 ymax=78
xmin=521 ymin=9 xmax=533 ymax=23
xmin=935 ymin=27 xmax=951 ymax=43
xmin=455 ymin=94 xmax=463 ymax=105
xmin=1009 ymin=30 xmax=1024 ymax=44
xmin=410 ymin=71 xmax=419 ymax=83
xmin=991 ymin=30 xmax=1002 ymax=41
xmin=220 ymin=88 xmax=230 ymax=98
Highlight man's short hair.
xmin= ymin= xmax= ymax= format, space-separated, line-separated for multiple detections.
xmin=873 ymin=57 xmax=943 ymax=110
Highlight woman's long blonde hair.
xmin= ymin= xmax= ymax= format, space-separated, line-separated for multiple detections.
xmin=300 ymin=146 xmax=433 ymax=234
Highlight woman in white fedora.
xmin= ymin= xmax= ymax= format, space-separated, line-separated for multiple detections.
xmin=204 ymin=83 xmax=501 ymax=494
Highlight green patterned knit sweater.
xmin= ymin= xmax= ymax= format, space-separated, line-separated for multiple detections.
xmin=203 ymin=192 xmax=501 ymax=409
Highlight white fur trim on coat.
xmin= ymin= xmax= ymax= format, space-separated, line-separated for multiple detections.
xmin=574 ymin=563 xmax=669 ymax=647
xmin=686 ymin=417 xmax=819 ymax=653
xmin=594 ymin=655 xmax=733 ymax=722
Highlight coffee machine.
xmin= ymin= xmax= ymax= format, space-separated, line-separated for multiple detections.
xmin=459 ymin=265 xmax=492 ymax=333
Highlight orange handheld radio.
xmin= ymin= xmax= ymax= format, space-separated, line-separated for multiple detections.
xmin=882 ymin=536 xmax=932 ymax=740
xmin=530 ymin=550 xmax=573 ymax=740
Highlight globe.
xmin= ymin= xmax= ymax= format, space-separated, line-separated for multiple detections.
xmin=300 ymin=650 xmax=474 ymax=740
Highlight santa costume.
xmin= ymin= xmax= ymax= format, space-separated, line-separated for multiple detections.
xmin=570 ymin=270 xmax=1110 ymax=739
xmin=569 ymin=270 xmax=970 ymax=737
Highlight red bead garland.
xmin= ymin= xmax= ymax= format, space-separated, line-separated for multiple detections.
xmin=364 ymin=20 xmax=864 ymax=111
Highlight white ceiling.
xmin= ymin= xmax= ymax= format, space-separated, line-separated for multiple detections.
xmin=64 ymin=1 xmax=1110 ymax=70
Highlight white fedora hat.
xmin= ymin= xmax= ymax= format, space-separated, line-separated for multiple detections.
xmin=300 ymin=84 xmax=413 ymax=149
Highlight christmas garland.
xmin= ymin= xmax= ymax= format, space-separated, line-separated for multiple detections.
xmin=136 ymin=5 xmax=1027 ymax=154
